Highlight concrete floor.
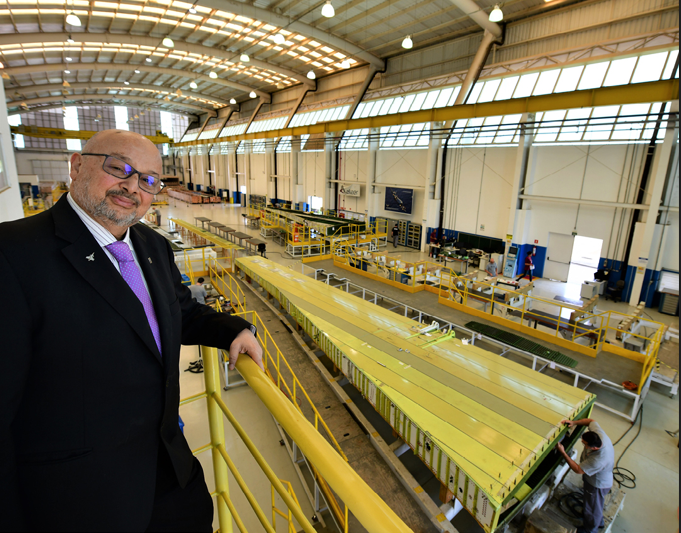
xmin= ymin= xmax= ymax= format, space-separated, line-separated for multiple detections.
xmin=161 ymin=200 xmax=679 ymax=533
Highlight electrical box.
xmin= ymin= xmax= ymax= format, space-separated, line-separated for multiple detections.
xmin=503 ymin=246 xmax=519 ymax=278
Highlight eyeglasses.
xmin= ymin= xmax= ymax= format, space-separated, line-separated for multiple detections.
xmin=81 ymin=153 xmax=165 ymax=194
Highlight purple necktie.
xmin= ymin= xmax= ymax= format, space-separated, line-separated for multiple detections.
xmin=106 ymin=241 xmax=162 ymax=355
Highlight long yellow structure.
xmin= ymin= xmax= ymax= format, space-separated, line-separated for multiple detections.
xmin=236 ymin=256 xmax=596 ymax=532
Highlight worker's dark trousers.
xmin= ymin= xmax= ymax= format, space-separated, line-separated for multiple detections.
xmin=517 ymin=268 xmax=533 ymax=282
xmin=393 ymin=235 xmax=398 ymax=247
xmin=578 ymin=481 xmax=610 ymax=533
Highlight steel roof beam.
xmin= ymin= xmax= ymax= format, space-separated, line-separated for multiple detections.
xmin=10 ymin=82 xmax=234 ymax=107
xmin=0 ymin=32 xmax=315 ymax=89
xmin=197 ymin=0 xmax=385 ymax=70
xmin=3 ymin=62 xmax=271 ymax=102
xmin=8 ymin=94 xmax=215 ymax=116
xmin=172 ymin=79 xmax=679 ymax=146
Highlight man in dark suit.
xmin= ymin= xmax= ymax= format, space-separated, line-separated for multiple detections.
xmin=0 ymin=129 xmax=263 ymax=532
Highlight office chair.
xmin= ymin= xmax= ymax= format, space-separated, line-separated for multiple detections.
xmin=605 ymin=280 xmax=625 ymax=302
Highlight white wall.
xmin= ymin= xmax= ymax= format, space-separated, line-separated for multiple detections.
xmin=0 ymin=82 xmax=24 ymax=223
xmin=519 ymin=143 xmax=645 ymax=260
xmin=443 ymin=146 xmax=515 ymax=238
xmin=337 ymin=150 xmax=367 ymax=214
xmin=372 ymin=149 xmax=428 ymax=222
xmin=300 ymin=151 xmax=327 ymax=206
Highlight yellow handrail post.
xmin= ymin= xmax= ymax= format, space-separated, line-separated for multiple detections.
xmin=201 ymin=345 xmax=232 ymax=533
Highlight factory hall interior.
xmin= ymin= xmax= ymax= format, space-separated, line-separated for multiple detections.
xmin=1 ymin=0 xmax=679 ymax=532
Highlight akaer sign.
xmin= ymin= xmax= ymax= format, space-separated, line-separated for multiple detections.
xmin=339 ymin=184 xmax=360 ymax=197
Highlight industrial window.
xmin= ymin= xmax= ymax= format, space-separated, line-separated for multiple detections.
xmin=63 ymin=107 xmax=82 ymax=151
xmin=8 ymin=115 xmax=24 ymax=149
xmin=114 ymin=106 xmax=129 ymax=131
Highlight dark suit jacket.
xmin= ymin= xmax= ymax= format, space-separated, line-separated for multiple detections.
xmin=0 ymin=197 xmax=252 ymax=531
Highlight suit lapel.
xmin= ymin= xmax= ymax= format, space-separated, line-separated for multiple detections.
xmin=53 ymin=198 xmax=163 ymax=364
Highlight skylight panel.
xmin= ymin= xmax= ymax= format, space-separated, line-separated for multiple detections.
xmin=360 ymin=102 xmax=376 ymax=118
xmin=410 ymin=92 xmax=428 ymax=111
xmin=555 ymin=66 xmax=584 ymax=93
xmin=434 ymin=87 xmax=453 ymax=108
xmin=447 ymin=86 xmax=462 ymax=106
xmin=369 ymin=101 xmax=383 ymax=117
xmin=603 ymin=56 xmax=637 ymax=86
xmin=466 ymin=82 xmax=484 ymax=104
xmin=398 ymin=94 xmax=416 ymax=113
xmin=631 ymin=51 xmax=668 ymax=83
xmin=353 ymin=103 xmax=366 ymax=119
xmin=495 ymin=76 xmax=518 ymax=100
xmin=577 ymin=62 xmax=609 ymax=90
xmin=378 ymin=98 xmax=394 ymax=116
xmin=583 ymin=105 xmax=619 ymax=140
xmin=513 ymin=73 xmax=539 ymax=98
xmin=478 ymin=79 xmax=501 ymax=102
xmin=661 ymin=50 xmax=679 ymax=80
xmin=534 ymin=110 xmax=565 ymax=142
xmin=422 ymin=90 xmax=439 ymax=110
xmin=558 ymin=108 xmax=591 ymax=141
xmin=532 ymin=70 xmax=560 ymax=95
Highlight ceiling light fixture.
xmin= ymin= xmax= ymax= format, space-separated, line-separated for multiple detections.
xmin=134 ymin=69 xmax=140 ymax=73
xmin=306 ymin=70 xmax=316 ymax=80
xmin=67 ymin=34 xmax=75 ymax=44
xmin=229 ymin=98 xmax=237 ymax=104
xmin=124 ymin=81 xmax=130 ymax=85
xmin=489 ymin=4 xmax=503 ymax=22
xmin=240 ymin=53 xmax=250 ymax=62
xmin=402 ymin=35 xmax=413 ymax=49
xmin=65 ymin=56 xmax=72 ymax=61
xmin=162 ymin=37 xmax=174 ymax=48
xmin=340 ymin=59 xmax=351 ymax=69
xmin=62 ymin=80 xmax=70 ymax=87
xmin=273 ymin=33 xmax=286 ymax=45
xmin=209 ymin=71 xmax=218 ymax=79
xmin=321 ymin=0 xmax=335 ymax=18
xmin=189 ymin=6 xmax=197 ymax=13
xmin=190 ymin=81 xmax=198 ymax=89
xmin=64 ymin=69 xmax=71 ymax=74
xmin=249 ymin=91 xmax=257 ymax=98
xmin=66 ymin=12 xmax=81 ymax=26
xmin=145 ymin=57 xmax=152 ymax=63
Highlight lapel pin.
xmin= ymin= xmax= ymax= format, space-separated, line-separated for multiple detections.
xmin=148 ymin=257 xmax=153 ymax=264
xmin=86 ymin=253 xmax=95 ymax=262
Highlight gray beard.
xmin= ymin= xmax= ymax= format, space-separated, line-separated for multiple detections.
xmin=74 ymin=186 xmax=142 ymax=228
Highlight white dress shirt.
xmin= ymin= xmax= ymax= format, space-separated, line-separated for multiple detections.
xmin=67 ymin=193 xmax=153 ymax=299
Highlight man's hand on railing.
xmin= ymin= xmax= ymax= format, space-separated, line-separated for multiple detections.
xmin=229 ymin=328 xmax=264 ymax=371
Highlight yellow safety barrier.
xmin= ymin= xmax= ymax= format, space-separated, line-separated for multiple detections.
xmin=235 ymin=354 xmax=414 ymax=533
xmin=272 ymin=480 xmax=303 ymax=533
xmin=207 ymin=255 xmax=246 ymax=313
xmin=180 ymin=340 xmax=414 ymax=532
xmin=331 ymin=243 xmax=665 ymax=384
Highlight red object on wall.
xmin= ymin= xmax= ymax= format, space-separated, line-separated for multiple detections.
xmin=534 ymin=239 xmax=538 ymax=244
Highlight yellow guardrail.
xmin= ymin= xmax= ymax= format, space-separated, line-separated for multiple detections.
xmin=331 ymin=243 xmax=664 ymax=389
xmin=272 ymin=479 xmax=303 ymax=533
xmin=208 ymin=255 xmax=246 ymax=313
xmin=235 ymin=353 xmax=414 ymax=533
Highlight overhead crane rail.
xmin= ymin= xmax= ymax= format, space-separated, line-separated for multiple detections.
xmin=10 ymin=125 xmax=173 ymax=144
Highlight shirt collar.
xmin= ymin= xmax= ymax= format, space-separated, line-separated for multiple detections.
xmin=67 ymin=192 xmax=132 ymax=247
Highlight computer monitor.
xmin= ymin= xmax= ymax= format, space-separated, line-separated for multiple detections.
xmin=508 ymin=246 xmax=518 ymax=255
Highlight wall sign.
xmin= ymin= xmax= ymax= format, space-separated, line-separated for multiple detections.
xmin=339 ymin=183 xmax=361 ymax=197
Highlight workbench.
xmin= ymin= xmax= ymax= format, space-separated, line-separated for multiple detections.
xmin=194 ymin=216 xmax=211 ymax=229
xmin=230 ymin=231 xmax=252 ymax=247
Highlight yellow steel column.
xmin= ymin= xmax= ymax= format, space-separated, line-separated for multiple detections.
xmin=202 ymin=345 xmax=232 ymax=533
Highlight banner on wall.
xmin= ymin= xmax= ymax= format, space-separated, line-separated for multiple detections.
xmin=339 ymin=183 xmax=361 ymax=197
xmin=385 ymin=187 xmax=413 ymax=214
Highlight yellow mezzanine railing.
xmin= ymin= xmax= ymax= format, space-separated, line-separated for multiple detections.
xmin=180 ymin=344 xmax=318 ymax=533
xmin=182 ymin=341 xmax=414 ymax=532
xmin=232 ymin=310 xmax=350 ymax=531
xmin=207 ymin=255 xmax=246 ymax=313
xmin=331 ymin=244 xmax=664 ymax=393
